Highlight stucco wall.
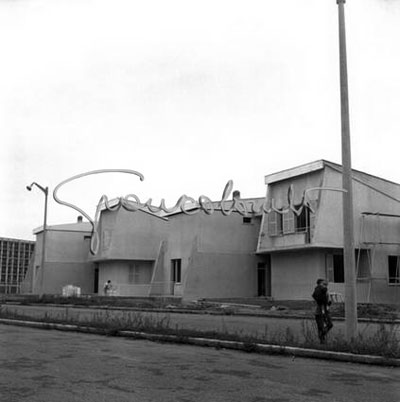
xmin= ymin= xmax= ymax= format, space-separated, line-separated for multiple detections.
xmin=183 ymin=251 xmax=258 ymax=300
xmin=271 ymin=250 xmax=325 ymax=300
xmin=44 ymin=262 xmax=95 ymax=294
xmin=197 ymin=212 xmax=261 ymax=254
xmin=316 ymin=165 xmax=400 ymax=247
xmin=34 ymin=227 xmax=95 ymax=295
xmin=93 ymin=209 xmax=168 ymax=261
xmin=168 ymin=211 xmax=262 ymax=300
xmin=98 ymin=260 xmax=154 ymax=297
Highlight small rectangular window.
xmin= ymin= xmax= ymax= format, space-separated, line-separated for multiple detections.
xmin=243 ymin=217 xmax=252 ymax=224
xmin=388 ymin=256 xmax=400 ymax=285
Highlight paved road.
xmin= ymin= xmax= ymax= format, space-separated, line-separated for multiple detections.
xmin=0 ymin=324 xmax=398 ymax=402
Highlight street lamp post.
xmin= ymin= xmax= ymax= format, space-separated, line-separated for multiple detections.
xmin=336 ymin=0 xmax=358 ymax=340
xmin=26 ymin=182 xmax=48 ymax=295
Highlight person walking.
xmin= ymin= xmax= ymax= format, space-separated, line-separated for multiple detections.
xmin=312 ymin=278 xmax=333 ymax=344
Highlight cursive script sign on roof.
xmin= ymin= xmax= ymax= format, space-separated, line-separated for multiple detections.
xmin=53 ymin=169 xmax=346 ymax=255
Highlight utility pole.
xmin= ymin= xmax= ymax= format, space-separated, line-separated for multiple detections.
xmin=336 ymin=0 xmax=358 ymax=340
xmin=27 ymin=182 xmax=49 ymax=295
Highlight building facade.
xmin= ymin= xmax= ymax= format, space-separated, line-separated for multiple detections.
xmin=26 ymin=160 xmax=400 ymax=304
xmin=0 ymin=237 xmax=35 ymax=294
xmin=257 ymin=160 xmax=400 ymax=304
xmin=90 ymin=200 xmax=265 ymax=300
xmin=22 ymin=217 xmax=96 ymax=295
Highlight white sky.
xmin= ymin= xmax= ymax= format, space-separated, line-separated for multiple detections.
xmin=1 ymin=0 xmax=399 ymax=240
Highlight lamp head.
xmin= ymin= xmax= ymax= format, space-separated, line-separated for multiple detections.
xmin=26 ymin=185 xmax=32 ymax=191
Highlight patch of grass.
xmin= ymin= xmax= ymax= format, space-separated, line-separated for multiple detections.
xmin=1 ymin=306 xmax=398 ymax=359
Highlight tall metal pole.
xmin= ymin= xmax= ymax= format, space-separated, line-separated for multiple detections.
xmin=336 ymin=0 xmax=358 ymax=340
xmin=40 ymin=188 xmax=48 ymax=295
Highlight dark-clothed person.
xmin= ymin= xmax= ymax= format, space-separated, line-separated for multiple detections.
xmin=312 ymin=279 xmax=333 ymax=343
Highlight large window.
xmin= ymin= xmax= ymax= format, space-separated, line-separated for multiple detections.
xmin=326 ymin=250 xmax=370 ymax=283
xmin=295 ymin=205 xmax=310 ymax=232
xmin=171 ymin=259 xmax=182 ymax=283
xmin=388 ymin=256 xmax=400 ymax=285
xmin=268 ymin=206 xmax=311 ymax=236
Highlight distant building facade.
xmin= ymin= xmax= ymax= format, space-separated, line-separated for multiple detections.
xmin=0 ymin=237 xmax=35 ymax=294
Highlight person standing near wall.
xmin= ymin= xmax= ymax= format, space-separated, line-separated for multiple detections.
xmin=103 ymin=280 xmax=112 ymax=296
xmin=312 ymin=278 xmax=333 ymax=343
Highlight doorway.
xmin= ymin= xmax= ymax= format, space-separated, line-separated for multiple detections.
xmin=257 ymin=257 xmax=271 ymax=297
xmin=94 ymin=266 xmax=99 ymax=294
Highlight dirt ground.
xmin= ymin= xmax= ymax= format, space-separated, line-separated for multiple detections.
xmin=2 ymin=295 xmax=399 ymax=320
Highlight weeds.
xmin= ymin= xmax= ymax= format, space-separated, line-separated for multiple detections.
xmin=0 ymin=304 xmax=398 ymax=359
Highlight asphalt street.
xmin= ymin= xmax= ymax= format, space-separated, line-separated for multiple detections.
xmin=0 ymin=324 xmax=398 ymax=402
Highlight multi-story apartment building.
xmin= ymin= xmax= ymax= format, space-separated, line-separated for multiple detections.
xmin=0 ymin=237 xmax=35 ymax=294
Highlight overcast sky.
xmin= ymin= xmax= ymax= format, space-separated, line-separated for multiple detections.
xmin=1 ymin=0 xmax=399 ymax=240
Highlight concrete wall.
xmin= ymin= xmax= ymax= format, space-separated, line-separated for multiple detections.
xmin=315 ymin=165 xmax=400 ymax=247
xmin=93 ymin=209 xmax=168 ymax=261
xmin=98 ymin=260 xmax=154 ymax=297
xmin=271 ymin=250 xmax=325 ymax=300
xmin=183 ymin=251 xmax=258 ymax=299
xmin=33 ymin=226 xmax=95 ymax=295
xmin=168 ymin=211 xmax=262 ymax=300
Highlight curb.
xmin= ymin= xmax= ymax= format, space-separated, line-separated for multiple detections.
xmin=1 ymin=317 xmax=399 ymax=367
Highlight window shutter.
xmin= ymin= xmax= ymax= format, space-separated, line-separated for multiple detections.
xmin=268 ymin=211 xmax=278 ymax=236
xmin=282 ymin=210 xmax=295 ymax=234
xmin=308 ymin=200 xmax=317 ymax=238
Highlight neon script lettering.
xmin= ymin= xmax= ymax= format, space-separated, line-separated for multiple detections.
xmin=53 ymin=169 xmax=346 ymax=255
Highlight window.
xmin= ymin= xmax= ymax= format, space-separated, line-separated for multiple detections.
xmin=171 ymin=259 xmax=182 ymax=283
xmin=356 ymin=249 xmax=371 ymax=279
xmin=282 ymin=210 xmax=295 ymax=234
xmin=243 ymin=217 xmax=252 ymax=224
xmin=267 ymin=211 xmax=281 ymax=236
xmin=326 ymin=254 xmax=344 ymax=283
xmin=128 ymin=264 xmax=140 ymax=284
xmin=388 ymin=256 xmax=400 ymax=285
xmin=102 ymin=230 xmax=112 ymax=250
xmin=333 ymin=255 xmax=345 ymax=283
xmin=327 ymin=251 xmax=370 ymax=283
xmin=268 ymin=205 xmax=311 ymax=237
xmin=295 ymin=205 xmax=310 ymax=232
